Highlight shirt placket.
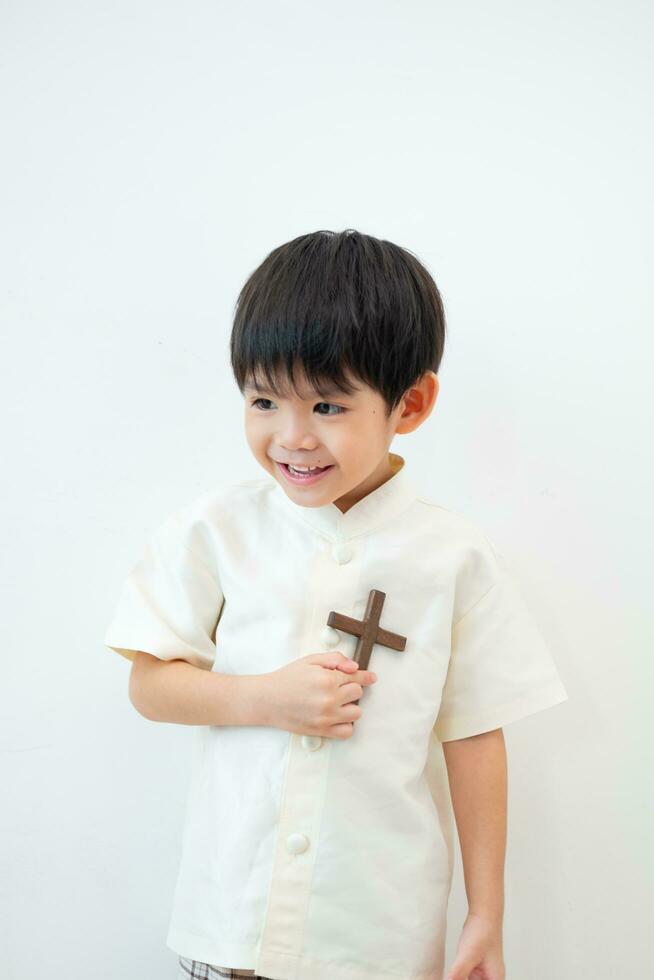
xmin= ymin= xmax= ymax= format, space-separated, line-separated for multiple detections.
xmin=255 ymin=530 xmax=362 ymax=980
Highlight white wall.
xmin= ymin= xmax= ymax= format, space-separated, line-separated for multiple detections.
xmin=2 ymin=2 xmax=651 ymax=978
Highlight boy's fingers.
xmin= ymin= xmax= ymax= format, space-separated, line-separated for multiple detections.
xmin=445 ymin=954 xmax=480 ymax=980
xmin=314 ymin=654 xmax=377 ymax=682
xmin=334 ymin=663 xmax=378 ymax=682
xmin=311 ymin=652 xmax=358 ymax=669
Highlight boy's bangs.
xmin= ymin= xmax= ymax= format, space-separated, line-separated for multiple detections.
xmin=235 ymin=309 xmax=364 ymax=403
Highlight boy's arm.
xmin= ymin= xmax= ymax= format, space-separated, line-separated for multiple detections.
xmin=442 ymin=728 xmax=507 ymax=926
xmin=129 ymin=651 xmax=273 ymax=727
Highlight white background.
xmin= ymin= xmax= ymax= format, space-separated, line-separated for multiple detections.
xmin=1 ymin=2 xmax=652 ymax=978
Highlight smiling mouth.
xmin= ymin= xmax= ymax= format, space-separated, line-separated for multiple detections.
xmin=276 ymin=461 xmax=335 ymax=483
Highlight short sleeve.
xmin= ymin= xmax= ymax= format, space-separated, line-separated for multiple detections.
xmin=103 ymin=510 xmax=225 ymax=671
xmin=434 ymin=544 xmax=569 ymax=742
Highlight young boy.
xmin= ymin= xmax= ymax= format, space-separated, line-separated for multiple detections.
xmin=104 ymin=229 xmax=568 ymax=980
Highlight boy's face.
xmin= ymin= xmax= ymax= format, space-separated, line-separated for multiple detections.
xmin=243 ymin=366 xmax=414 ymax=514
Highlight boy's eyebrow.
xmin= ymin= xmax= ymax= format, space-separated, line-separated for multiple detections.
xmin=244 ymin=381 xmax=359 ymax=398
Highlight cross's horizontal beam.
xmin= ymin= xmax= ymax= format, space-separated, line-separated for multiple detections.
xmin=326 ymin=611 xmax=407 ymax=652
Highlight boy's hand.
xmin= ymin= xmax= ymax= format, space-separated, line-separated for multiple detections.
xmin=444 ymin=911 xmax=505 ymax=980
xmin=264 ymin=652 xmax=378 ymax=739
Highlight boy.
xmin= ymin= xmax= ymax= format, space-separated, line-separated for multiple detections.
xmin=104 ymin=229 xmax=568 ymax=980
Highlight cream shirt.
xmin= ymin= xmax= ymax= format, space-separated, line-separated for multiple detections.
xmin=104 ymin=452 xmax=568 ymax=980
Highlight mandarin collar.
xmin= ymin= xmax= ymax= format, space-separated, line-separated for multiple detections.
xmin=271 ymin=452 xmax=418 ymax=542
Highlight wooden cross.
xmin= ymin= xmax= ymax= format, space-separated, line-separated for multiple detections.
xmin=326 ymin=589 xmax=407 ymax=705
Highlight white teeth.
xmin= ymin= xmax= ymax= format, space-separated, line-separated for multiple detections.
xmin=289 ymin=465 xmax=320 ymax=473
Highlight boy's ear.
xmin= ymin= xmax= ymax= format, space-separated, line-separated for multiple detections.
xmin=395 ymin=371 xmax=439 ymax=434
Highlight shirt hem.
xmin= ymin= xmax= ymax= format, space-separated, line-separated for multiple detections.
xmin=256 ymin=944 xmax=443 ymax=980
xmin=167 ymin=928 xmax=443 ymax=980
xmin=167 ymin=927 xmax=258 ymax=970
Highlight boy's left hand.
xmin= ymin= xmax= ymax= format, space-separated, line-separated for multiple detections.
xmin=445 ymin=911 xmax=505 ymax=980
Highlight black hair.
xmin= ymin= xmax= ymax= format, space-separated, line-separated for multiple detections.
xmin=229 ymin=228 xmax=446 ymax=417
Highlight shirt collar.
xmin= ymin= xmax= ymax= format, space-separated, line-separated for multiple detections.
xmin=272 ymin=452 xmax=418 ymax=542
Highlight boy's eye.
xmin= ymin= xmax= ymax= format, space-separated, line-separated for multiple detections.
xmin=315 ymin=402 xmax=346 ymax=416
xmin=249 ymin=397 xmax=346 ymax=416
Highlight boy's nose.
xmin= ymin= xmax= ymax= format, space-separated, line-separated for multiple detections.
xmin=276 ymin=427 xmax=320 ymax=452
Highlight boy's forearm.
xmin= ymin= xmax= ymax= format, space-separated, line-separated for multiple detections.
xmin=442 ymin=728 xmax=507 ymax=925
xmin=130 ymin=657 xmax=274 ymax=727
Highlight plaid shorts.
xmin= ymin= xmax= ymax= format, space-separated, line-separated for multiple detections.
xmin=177 ymin=956 xmax=273 ymax=979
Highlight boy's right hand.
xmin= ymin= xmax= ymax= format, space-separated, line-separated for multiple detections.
xmin=264 ymin=652 xmax=378 ymax=739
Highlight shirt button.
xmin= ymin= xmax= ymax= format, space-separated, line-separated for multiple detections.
xmin=320 ymin=625 xmax=340 ymax=646
xmin=301 ymin=734 xmax=323 ymax=751
xmin=286 ymin=832 xmax=310 ymax=855
xmin=331 ymin=543 xmax=353 ymax=564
